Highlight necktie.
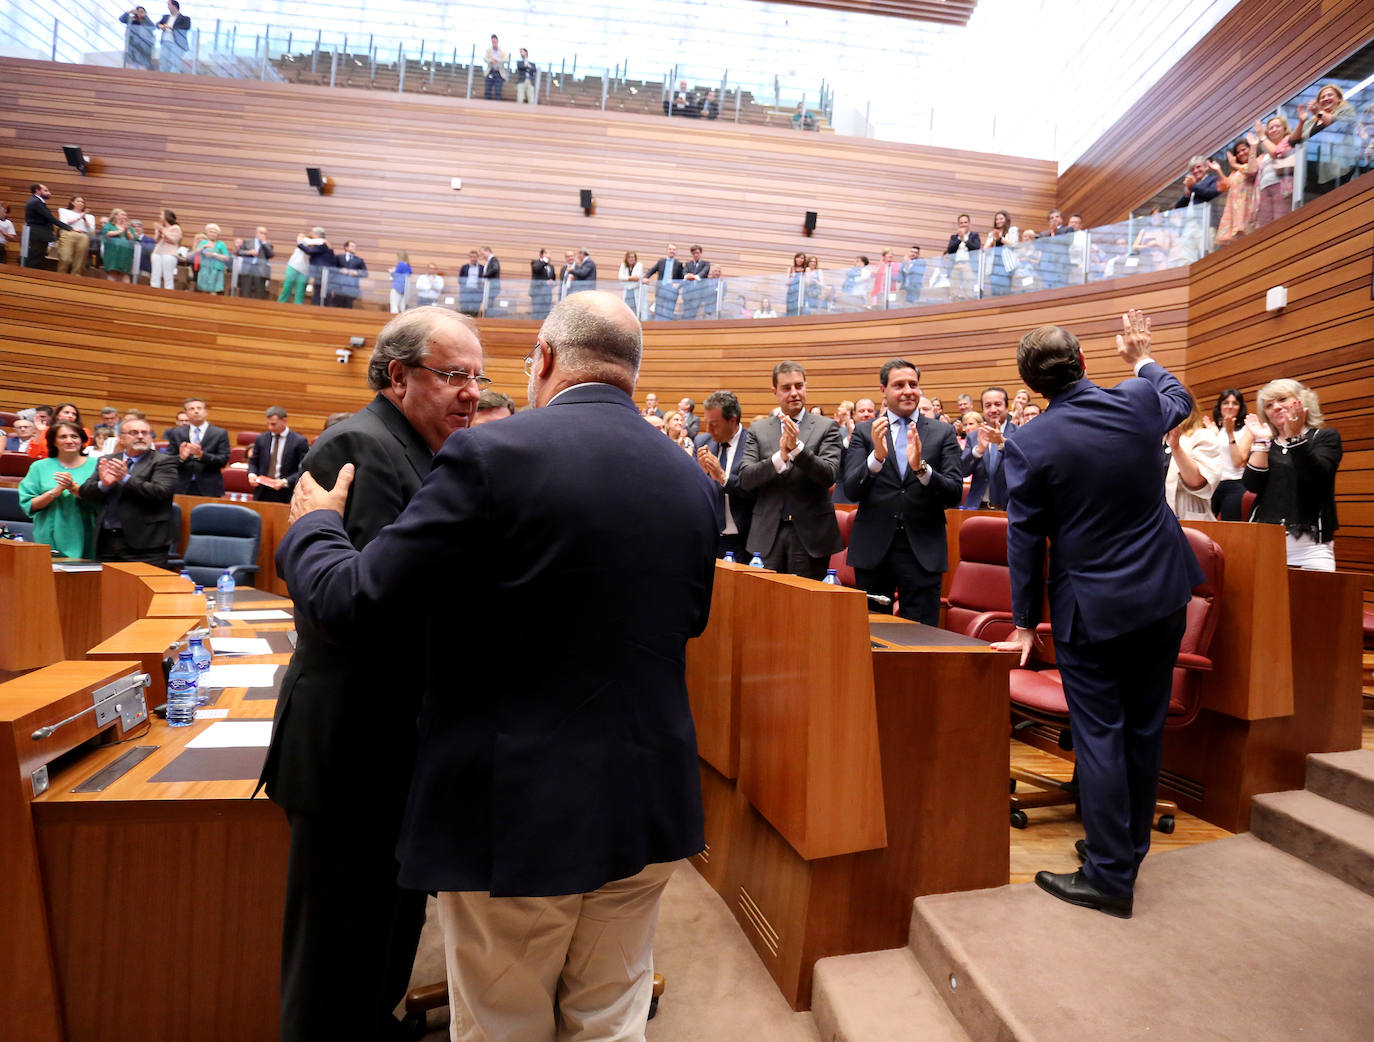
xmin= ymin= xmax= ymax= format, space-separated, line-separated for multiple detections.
xmin=986 ymin=441 xmax=1000 ymax=503
xmin=268 ymin=434 xmax=282 ymax=479
xmin=190 ymin=426 xmax=200 ymax=445
xmin=894 ymin=416 xmax=909 ymax=478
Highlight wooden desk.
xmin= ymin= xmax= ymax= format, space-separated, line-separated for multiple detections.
xmin=99 ymin=564 xmax=192 ymax=640
xmin=87 ymin=617 xmax=200 ymax=710
xmin=145 ymin=592 xmax=208 ymax=620
xmin=689 ymin=564 xmax=1015 ymax=1009
xmin=0 ymin=541 xmax=64 ymax=677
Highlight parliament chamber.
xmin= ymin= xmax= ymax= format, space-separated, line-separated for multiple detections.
xmin=3 ymin=1 xmax=1374 ymax=1036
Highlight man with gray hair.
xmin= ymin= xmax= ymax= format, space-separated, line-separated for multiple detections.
xmin=260 ymin=305 xmax=486 ymax=1041
xmin=567 ymin=245 xmax=597 ymax=293
xmin=278 ymin=226 xmax=333 ymax=306
xmin=280 ymin=291 xmax=717 ymax=1040
xmin=694 ymin=389 xmax=756 ymax=559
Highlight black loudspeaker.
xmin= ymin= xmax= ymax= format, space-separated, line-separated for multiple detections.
xmin=306 ymin=167 xmax=325 ymax=194
xmin=803 ymin=210 xmax=818 ymax=237
xmin=63 ymin=145 xmax=88 ymax=176
xmin=580 ymin=189 xmax=594 ymax=216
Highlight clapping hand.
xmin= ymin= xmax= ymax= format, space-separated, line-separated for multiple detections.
xmin=1211 ymin=158 xmax=1226 ymax=174
xmin=1114 ymin=308 xmax=1152 ymax=366
xmin=779 ymin=414 xmax=799 ymax=455
xmin=906 ymin=422 xmax=923 ymax=472
xmin=99 ymin=457 xmax=127 ymax=487
xmin=871 ymin=415 xmax=890 ymax=461
xmin=52 ymin=471 xmax=75 ymax=493
xmin=696 ymin=445 xmax=725 ymax=484
xmin=1243 ymin=413 xmax=1272 ymax=443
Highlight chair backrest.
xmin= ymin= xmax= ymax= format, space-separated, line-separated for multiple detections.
xmin=236 ymin=430 xmax=259 ymax=446
xmin=223 ymin=468 xmax=253 ymax=495
xmin=184 ymin=503 xmax=261 ymax=586
xmin=0 ymin=411 xmax=19 ymax=425
xmin=229 ymin=446 xmax=247 ymax=465
xmin=945 ymin=515 xmax=1015 ymax=641
xmin=0 ymin=486 xmax=26 ymax=522
xmin=1 ymin=452 xmax=34 ymax=478
xmin=1169 ymin=527 xmax=1226 ymax=726
xmin=827 ymin=507 xmax=857 ymax=586
xmin=167 ymin=500 xmax=183 ymax=560
xmin=3 ymin=519 xmax=36 ymax=541
xmin=1241 ymin=489 xmax=1257 ymax=520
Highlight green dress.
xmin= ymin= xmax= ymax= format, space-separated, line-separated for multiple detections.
xmin=17 ymin=455 xmax=99 ymax=559
xmin=101 ymin=222 xmax=136 ymax=274
xmin=196 ymin=238 xmax=230 ymax=293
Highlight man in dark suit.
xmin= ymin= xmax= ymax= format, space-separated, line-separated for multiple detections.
xmin=961 ymin=386 xmax=1017 ymax=509
xmin=842 ymin=359 xmax=964 ymax=625
xmin=900 ymin=245 xmax=925 ymax=305
xmin=247 ymin=406 xmax=309 ymax=503
xmin=677 ymin=396 xmax=700 ymax=439
xmin=277 ymin=291 xmax=716 ymax=1038
xmin=739 ymin=360 xmax=845 ymax=579
xmin=992 ymin=310 xmax=1204 ymax=919
xmin=155 ymin=0 xmax=191 ymax=71
xmin=260 ymin=307 xmax=486 ymax=1042
xmin=165 ymin=397 xmax=230 ymax=497
xmin=325 ymin=240 xmax=366 ymax=308
xmin=529 ymin=248 xmax=556 ymax=320
xmin=23 ymin=183 xmax=69 ymax=268
xmin=480 ymin=244 xmax=501 ymax=309
xmin=641 ymin=244 xmax=684 ymax=321
xmin=567 ymin=246 xmax=596 ymax=292
xmin=693 ymin=390 xmax=756 ymax=559
xmin=78 ymin=416 xmax=178 ymax=566
xmin=4 ymin=417 xmax=37 ymax=452
xmin=681 ymin=244 xmax=710 ymax=318
xmin=237 ymin=225 xmax=274 ymax=299
xmin=458 ymin=249 xmax=484 ymax=315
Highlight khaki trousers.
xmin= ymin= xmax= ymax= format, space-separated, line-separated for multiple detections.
xmin=436 ymin=861 xmax=675 ymax=1042
xmin=57 ymin=230 xmax=90 ymax=274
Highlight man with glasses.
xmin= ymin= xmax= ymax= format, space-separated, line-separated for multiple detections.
xmin=78 ymin=418 xmax=178 ymax=565
xmin=280 ymin=291 xmax=717 ymax=1041
xmin=5 ymin=417 xmax=37 ymax=452
xmin=260 ymin=306 xmax=487 ymax=1042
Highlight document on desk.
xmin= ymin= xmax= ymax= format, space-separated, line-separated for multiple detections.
xmin=186 ymin=720 xmax=274 ymax=749
xmin=201 ymin=664 xmax=279 ymax=689
xmin=219 ymin=609 xmax=293 ymax=621
xmin=208 ymin=637 xmax=274 ymax=656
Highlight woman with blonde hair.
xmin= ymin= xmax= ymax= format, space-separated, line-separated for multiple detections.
xmin=1288 ymin=84 xmax=1359 ymax=193
xmin=388 ymin=250 xmax=412 ymax=313
xmin=1242 ymin=378 xmax=1342 ymax=570
xmin=1010 ymin=387 xmax=1032 ymax=426
xmin=1164 ymin=391 xmax=1224 ymax=520
xmin=1252 ymin=114 xmax=1296 ymax=229
xmin=661 ymin=411 xmax=694 ymax=454
xmin=100 ymin=208 xmax=137 ymax=282
xmin=194 ymin=223 xmax=230 ymax=293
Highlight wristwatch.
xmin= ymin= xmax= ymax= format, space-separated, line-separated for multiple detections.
xmin=916 ymin=462 xmax=931 ymax=479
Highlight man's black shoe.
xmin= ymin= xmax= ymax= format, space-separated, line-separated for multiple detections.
xmin=1075 ymin=839 xmax=1087 ymax=863
xmin=1034 ymin=869 xmax=1133 ymax=918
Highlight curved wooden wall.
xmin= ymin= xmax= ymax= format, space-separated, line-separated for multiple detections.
xmin=1059 ymin=0 xmax=1374 ymax=227
xmin=0 ymin=58 xmax=1056 ymax=281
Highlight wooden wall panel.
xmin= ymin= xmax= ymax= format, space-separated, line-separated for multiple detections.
xmin=1058 ymin=0 xmax=1374 ymax=227
xmin=0 ymin=58 xmax=1055 ymax=282
xmin=1186 ymin=173 xmax=1374 ymax=580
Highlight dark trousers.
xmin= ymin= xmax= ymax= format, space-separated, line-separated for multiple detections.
xmin=716 ymin=531 xmax=747 ymax=560
xmin=853 ymin=530 xmax=941 ymax=625
xmin=253 ymin=485 xmax=292 ymax=504
xmin=761 ymin=521 xmax=829 ymax=580
xmin=96 ymin=528 xmax=169 ymax=568
xmin=1054 ymin=607 xmax=1187 ymax=898
xmin=1212 ymin=478 xmax=1243 ymax=521
xmin=485 ymin=73 xmax=504 ymax=99
xmin=280 ymin=807 xmax=428 ymax=1042
xmin=23 ymin=239 xmax=50 ymax=267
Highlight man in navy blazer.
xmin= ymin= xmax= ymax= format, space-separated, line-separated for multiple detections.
xmin=961 ymin=386 xmax=1017 ymax=509
xmin=640 ymin=244 xmax=684 ymax=320
xmin=993 ymin=310 xmax=1204 ymax=919
xmin=277 ymin=291 xmax=717 ymax=1038
xmin=692 ymin=389 xmax=756 ymax=559
xmin=842 ymin=359 xmax=964 ymax=625
xmin=246 ymin=406 xmax=309 ymax=503
xmin=567 ymin=247 xmax=597 ymax=292
xmin=165 ymin=397 xmax=230 ymax=497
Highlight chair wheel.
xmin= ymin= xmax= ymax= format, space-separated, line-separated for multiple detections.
xmin=1010 ymin=778 xmax=1017 ymax=793
xmin=401 ymin=1012 xmax=428 ymax=1039
xmin=1010 ymin=809 xmax=1028 ymax=829
xmin=1156 ymin=814 xmax=1175 ymax=835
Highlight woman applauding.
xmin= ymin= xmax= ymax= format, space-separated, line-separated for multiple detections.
xmin=17 ymin=421 xmax=99 ymax=559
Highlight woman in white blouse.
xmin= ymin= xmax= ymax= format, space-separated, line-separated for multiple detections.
xmin=56 ymin=195 xmax=97 ymax=275
xmin=618 ymin=250 xmax=644 ymax=314
xmin=1165 ymin=392 xmax=1225 ymax=520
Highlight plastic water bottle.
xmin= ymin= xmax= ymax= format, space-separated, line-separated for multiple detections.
xmin=216 ymin=569 xmax=236 ymax=613
xmin=723 ymin=551 xmax=735 ymax=563
xmin=179 ymin=569 xmax=192 ymax=582
xmin=749 ymin=553 xmax=765 ymax=568
xmin=166 ymin=651 xmax=199 ymax=727
xmin=823 ymin=569 xmax=840 ymax=585
xmin=188 ymin=635 xmax=212 ymax=703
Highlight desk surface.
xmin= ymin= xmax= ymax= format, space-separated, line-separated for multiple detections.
xmin=868 ymin=615 xmax=1000 ymax=650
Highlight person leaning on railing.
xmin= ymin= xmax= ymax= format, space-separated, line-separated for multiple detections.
xmin=118 ymin=6 xmax=156 ymax=70
xmin=1286 ymin=83 xmax=1359 ymax=192
xmin=1213 ymin=136 xmax=1260 ymax=244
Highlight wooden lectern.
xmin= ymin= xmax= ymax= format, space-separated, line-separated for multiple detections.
xmin=686 ymin=562 xmax=1015 ymax=1008
xmin=0 ymin=541 xmax=65 ymax=678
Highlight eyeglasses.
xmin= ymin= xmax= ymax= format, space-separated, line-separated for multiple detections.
xmin=522 ymin=339 xmax=546 ymax=377
xmin=416 ymin=365 xmax=492 ymax=390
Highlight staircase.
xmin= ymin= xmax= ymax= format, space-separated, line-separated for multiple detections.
xmin=812 ymin=749 xmax=1374 ymax=1042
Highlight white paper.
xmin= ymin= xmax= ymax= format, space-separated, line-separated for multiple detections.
xmin=185 ymin=720 xmax=274 ymax=749
xmin=196 ymin=708 xmax=231 ymax=720
xmin=201 ymin=664 xmax=280 ymax=689
xmin=219 ymin=609 xmax=292 ymax=621
xmin=208 ymin=637 xmax=274 ymax=656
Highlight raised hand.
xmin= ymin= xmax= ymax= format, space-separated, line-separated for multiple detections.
xmin=1114 ymin=309 xmax=1152 ymax=366
xmin=1243 ymin=413 xmax=1272 ymax=442
xmin=871 ymin=414 xmax=890 ymax=461
xmin=906 ymin=423 xmax=923 ymax=471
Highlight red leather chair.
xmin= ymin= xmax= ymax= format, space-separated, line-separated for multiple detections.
xmin=1008 ymin=525 xmax=1224 ymax=833
xmin=223 ymin=467 xmax=253 ymax=496
xmin=942 ymin=515 xmax=1016 ymax=642
xmin=229 ymin=446 xmax=248 ymax=465
xmin=236 ymin=430 xmax=259 ymax=447
xmin=0 ymin=452 xmax=34 ymax=478
xmin=828 ymin=506 xmax=857 ymax=587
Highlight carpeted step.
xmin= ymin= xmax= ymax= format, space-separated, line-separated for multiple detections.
xmin=1306 ymin=750 xmax=1374 ymax=817
xmin=1250 ymin=788 xmax=1374 ymax=897
xmin=811 ymin=949 xmax=971 ymax=1042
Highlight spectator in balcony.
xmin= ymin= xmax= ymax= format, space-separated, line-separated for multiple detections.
xmin=239 ymin=226 xmax=274 ymax=299
xmin=100 ymin=208 xmax=137 ymax=283
xmin=1131 ymin=207 xmax=1171 ymax=273
xmin=156 ymin=0 xmax=191 ymax=72
xmin=1213 ymin=137 xmax=1260 ymax=244
xmin=753 ymin=297 xmax=777 ymax=319
xmin=515 ymin=48 xmax=537 ymax=104
xmin=483 ymin=35 xmax=507 ymax=100
xmin=151 ymin=208 xmax=181 ymax=289
xmin=1253 ymin=114 xmax=1296 ymax=229
xmin=618 ymin=250 xmax=643 ymax=311
xmin=18 ymin=422 xmax=99 ymax=560
xmin=783 ymin=251 xmax=807 ymax=317
xmin=804 ymin=255 xmax=824 ymax=313
xmin=530 ymin=249 xmax=555 ymax=319
xmin=1358 ymin=101 xmax=1374 ymax=174
xmin=415 ymin=262 xmax=442 ymax=307
xmin=388 ymin=251 xmax=412 ymax=314
xmin=870 ymin=249 xmax=901 ymax=308
xmin=194 ymin=224 xmax=230 ymax=294
xmin=730 ymin=294 xmax=750 ymax=319
xmin=1289 ymin=83 xmax=1359 ymax=192
xmin=682 ymin=245 xmax=710 ymax=319
xmin=327 ymin=240 xmax=368 ymax=308
xmin=984 ymin=211 xmax=1018 ymax=297
xmin=480 ymin=246 xmax=501 ymax=308
xmin=57 ymin=195 xmax=96 ymax=276
xmin=119 ymin=6 xmax=156 ymax=69
xmin=1173 ymin=155 xmax=1221 ymax=209
xmin=278 ymin=227 xmax=331 ymax=305
xmin=842 ymin=255 xmax=872 ymax=304
xmin=945 ymin=215 xmax=979 ymax=301
xmin=568 ymin=247 xmax=596 ymax=292
xmin=458 ymin=249 xmax=484 ymax=315
xmin=23 ymin=184 xmax=68 ymax=268
xmin=0 ymin=202 xmax=14 ymax=265
xmin=791 ymin=102 xmax=815 ymax=131
xmin=664 ymin=80 xmax=692 ymax=116
xmin=700 ymin=90 xmax=720 ymax=120
xmin=128 ymin=219 xmax=154 ymax=278
xmin=703 ymin=265 xmax=724 ymax=319
xmin=900 ymin=245 xmax=924 ymax=306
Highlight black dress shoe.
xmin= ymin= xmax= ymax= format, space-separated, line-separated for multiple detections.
xmin=1034 ymin=869 xmax=1133 ymax=918
xmin=1075 ymin=839 xmax=1087 ymax=863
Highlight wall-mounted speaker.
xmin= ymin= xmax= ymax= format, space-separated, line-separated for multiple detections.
xmin=803 ymin=210 xmax=818 ymax=237
xmin=306 ymin=167 xmax=326 ymax=194
xmin=580 ymin=189 xmax=594 ymax=216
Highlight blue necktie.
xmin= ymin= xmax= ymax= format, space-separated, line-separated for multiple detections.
xmin=894 ymin=416 xmax=908 ymax=479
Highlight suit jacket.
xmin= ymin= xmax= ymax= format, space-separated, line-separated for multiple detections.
xmin=946 ymin=232 xmax=982 ymax=254
xmin=961 ymin=420 xmax=1018 ymax=509
xmin=643 ymin=257 xmax=684 ymax=284
xmin=329 ymin=252 xmax=367 ymax=298
xmin=683 ymin=259 xmax=710 ymax=281
xmin=165 ymin=423 xmax=231 ymax=497
xmin=568 ymin=257 xmax=596 ymax=290
xmin=4 ymin=436 xmax=33 ymax=452
xmin=247 ymin=429 xmax=309 ymax=502
xmin=1003 ymin=363 xmax=1204 ymax=645
xmin=275 ymin=383 xmax=718 ymax=896
xmin=77 ymin=450 xmax=178 ymax=550
xmin=24 ymin=195 xmax=68 ymax=251
xmin=694 ymin=429 xmax=756 ymax=544
xmin=682 ymin=413 xmax=700 ymax=438
xmin=260 ymin=394 xmax=435 ymax=816
xmin=530 ymin=258 xmax=555 ymax=283
xmin=841 ymin=414 xmax=964 ymax=574
xmin=482 ymin=256 xmax=501 ymax=280
xmin=739 ymin=411 xmax=845 ymax=558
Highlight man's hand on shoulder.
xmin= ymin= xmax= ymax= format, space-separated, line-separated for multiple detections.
xmin=288 ymin=463 xmax=354 ymax=526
